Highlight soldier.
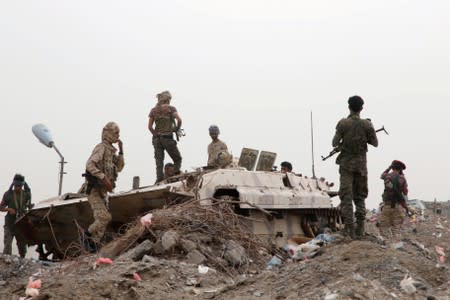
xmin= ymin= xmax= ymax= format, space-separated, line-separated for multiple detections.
xmin=84 ymin=122 xmax=124 ymax=250
xmin=379 ymin=160 xmax=408 ymax=241
xmin=280 ymin=161 xmax=293 ymax=173
xmin=332 ymin=95 xmax=378 ymax=239
xmin=148 ymin=91 xmax=182 ymax=183
xmin=164 ymin=162 xmax=175 ymax=179
xmin=0 ymin=174 xmax=32 ymax=258
xmin=207 ymin=125 xmax=228 ymax=168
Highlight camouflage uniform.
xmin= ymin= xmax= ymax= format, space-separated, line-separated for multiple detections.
xmin=1 ymin=183 xmax=31 ymax=258
xmin=379 ymin=169 xmax=408 ymax=240
xmin=333 ymin=112 xmax=378 ymax=238
xmin=149 ymin=100 xmax=182 ymax=182
xmin=207 ymin=139 xmax=228 ymax=167
xmin=86 ymin=122 xmax=124 ymax=243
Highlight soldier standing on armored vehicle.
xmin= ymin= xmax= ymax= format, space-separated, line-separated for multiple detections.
xmin=83 ymin=122 xmax=124 ymax=250
xmin=207 ymin=125 xmax=229 ymax=168
xmin=332 ymin=96 xmax=378 ymax=239
xmin=148 ymin=91 xmax=182 ymax=183
xmin=0 ymin=174 xmax=32 ymax=258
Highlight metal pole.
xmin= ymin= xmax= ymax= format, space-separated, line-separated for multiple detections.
xmin=52 ymin=144 xmax=66 ymax=196
xmin=310 ymin=111 xmax=316 ymax=179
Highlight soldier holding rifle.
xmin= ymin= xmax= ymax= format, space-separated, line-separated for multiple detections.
xmin=331 ymin=95 xmax=378 ymax=239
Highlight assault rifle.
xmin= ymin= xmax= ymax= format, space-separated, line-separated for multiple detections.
xmin=321 ymin=126 xmax=389 ymax=161
xmin=175 ymin=128 xmax=185 ymax=142
xmin=82 ymin=171 xmax=104 ymax=195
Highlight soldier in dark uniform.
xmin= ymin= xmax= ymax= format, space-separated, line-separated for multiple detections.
xmin=148 ymin=91 xmax=182 ymax=183
xmin=332 ymin=96 xmax=378 ymax=239
xmin=0 ymin=174 xmax=32 ymax=258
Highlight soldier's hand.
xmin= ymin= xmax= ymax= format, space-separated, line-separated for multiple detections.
xmin=102 ymin=176 xmax=113 ymax=192
xmin=117 ymin=139 xmax=123 ymax=153
xmin=7 ymin=208 xmax=16 ymax=215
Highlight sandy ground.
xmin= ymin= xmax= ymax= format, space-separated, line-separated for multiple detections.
xmin=1 ymin=210 xmax=450 ymax=300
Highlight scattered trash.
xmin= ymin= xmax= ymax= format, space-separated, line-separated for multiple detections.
xmin=391 ymin=242 xmax=404 ymax=250
xmin=285 ymin=243 xmax=321 ymax=260
xmin=435 ymin=246 xmax=445 ymax=263
xmin=198 ymin=264 xmax=209 ymax=274
xmin=267 ymin=256 xmax=282 ymax=269
xmin=400 ymin=275 xmax=417 ymax=294
xmin=133 ymin=272 xmax=142 ymax=281
xmin=435 ymin=246 xmax=445 ymax=257
xmin=313 ymin=233 xmax=335 ymax=244
xmin=352 ymin=273 xmax=365 ymax=282
xmin=95 ymin=257 xmax=113 ymax=265
xmin=25 ymin=277 xmax=42 ymax=297
xmin=324 ymin=293 xmax=338 ymax=300
xmin=140 ymin=213 xmax=153 ymax=226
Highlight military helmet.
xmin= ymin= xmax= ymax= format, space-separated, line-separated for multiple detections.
xmin=209 ymin=125 xmax=220 ymax=134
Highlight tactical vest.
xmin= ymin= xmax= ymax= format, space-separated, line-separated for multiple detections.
xmin=155 ymin=112 xmax=175 ymax=133
xmin=341 ymin=118 xmax=368 ymax=155
xmin=383 ymin=174 xmax=404 ymax=207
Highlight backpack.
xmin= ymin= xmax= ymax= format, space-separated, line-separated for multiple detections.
xmin=383 ymin=174 xmax=404 ymax=208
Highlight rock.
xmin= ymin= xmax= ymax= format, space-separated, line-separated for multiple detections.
xmin=224 ymin=240 xmax=247 ymax=266
xmin=324 ymin=293 xmax=338 ymax=300
xmin=180 ymin=239 xmax=197 ymax=252
xmin=142 ymin=255 xmax=159 ymax=264
xmin=122 ymin=239 xmax=154 ymax=261
xmin=253 ymin=291 xmax=264 ymax=297
xmin=186 ymin=249 xmax=206 ymax=265
xmin=152 ymin=240 xmax=165 ymax=255
xmin=161 ymin=231 xmax=179 ymax=251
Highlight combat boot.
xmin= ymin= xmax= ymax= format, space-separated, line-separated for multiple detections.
xmin=355 ymin=220 xmax=365 ymax=240
xmin=342 ymin=223 xmax=355 ymax=239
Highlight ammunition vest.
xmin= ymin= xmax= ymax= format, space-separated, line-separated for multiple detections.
xmin=341 ymin=117 xmax=368 ymax=155
xmin=155 ymin=114 xmax=175 ymax=134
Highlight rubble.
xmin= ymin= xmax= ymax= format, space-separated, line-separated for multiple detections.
xmin=0 ymin=206 xmax=450 ymax=299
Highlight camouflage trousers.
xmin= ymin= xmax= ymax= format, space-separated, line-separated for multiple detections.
xmin=379 ymin=204 xmax=404 ymax=241
xmin=338 ymin=167 xmax=368 ymax=236
xmin=152 ymin=136 xmax=182 ymax=182
xmin=3 ymin=223 xmax=27 ymax=258
xmin=87 ymin=189 xmax=112 ymax=243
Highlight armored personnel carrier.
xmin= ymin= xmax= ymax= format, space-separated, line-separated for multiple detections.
xmin=16 ymin=148 xmax=339 ymax=259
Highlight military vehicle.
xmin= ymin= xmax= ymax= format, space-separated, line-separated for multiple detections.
xmin=16 ymin=148 xmax=339 ymax=259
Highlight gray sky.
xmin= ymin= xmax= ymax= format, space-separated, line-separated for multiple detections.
xmin=1 ymin=0 xmax=450 ymax=212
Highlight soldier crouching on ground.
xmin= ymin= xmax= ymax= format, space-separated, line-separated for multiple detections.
xmin=148 ymin=91 xmax=182 ymax=183
xmin=379 ymin=160 xmax=408 ymax=241
xmin=0 ymin=174 xmax=32 ymax=258
xmin=82 ymin=122 xmax=124 ymax=251
xmin=332 ymin=95 xmax=378 ymax=239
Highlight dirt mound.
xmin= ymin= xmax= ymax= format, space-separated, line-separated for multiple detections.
xmin=1 ymin=207 xmax=449 ymax=300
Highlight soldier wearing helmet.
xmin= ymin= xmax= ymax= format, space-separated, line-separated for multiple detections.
xmin=207 ymin=125 xmax=229 ymax=168
xmin=332 ymin=95 xmax=378 ymax=239
xmin=83 ymin=121 xmax=125 ymax=251
xmin=148 ymin=91 xmax=182 ymax=183
xmin=0 ymin=174 xmax=32 ymax=258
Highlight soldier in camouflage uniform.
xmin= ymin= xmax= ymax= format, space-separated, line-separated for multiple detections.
xmin=379 ymin=160 xmax=408 ymax=241
xmin=85 ymin=122 xmax=124 ymax=247
xmin=148 ymin=91 xmax=182 ymax=183
xmin=332 ymin=96 xmax=378 ymax=238
xmin=207 ymin=125 xmax=229 ymax=168
xmin=0 ymin=174 xmax=32 ymax=258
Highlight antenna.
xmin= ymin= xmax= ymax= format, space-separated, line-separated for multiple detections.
xmin=310 ymin=111 xmax=316 ymax=179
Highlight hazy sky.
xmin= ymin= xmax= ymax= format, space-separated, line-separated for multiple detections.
xmin=1 ymin=0 xmax=450 ymax=212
